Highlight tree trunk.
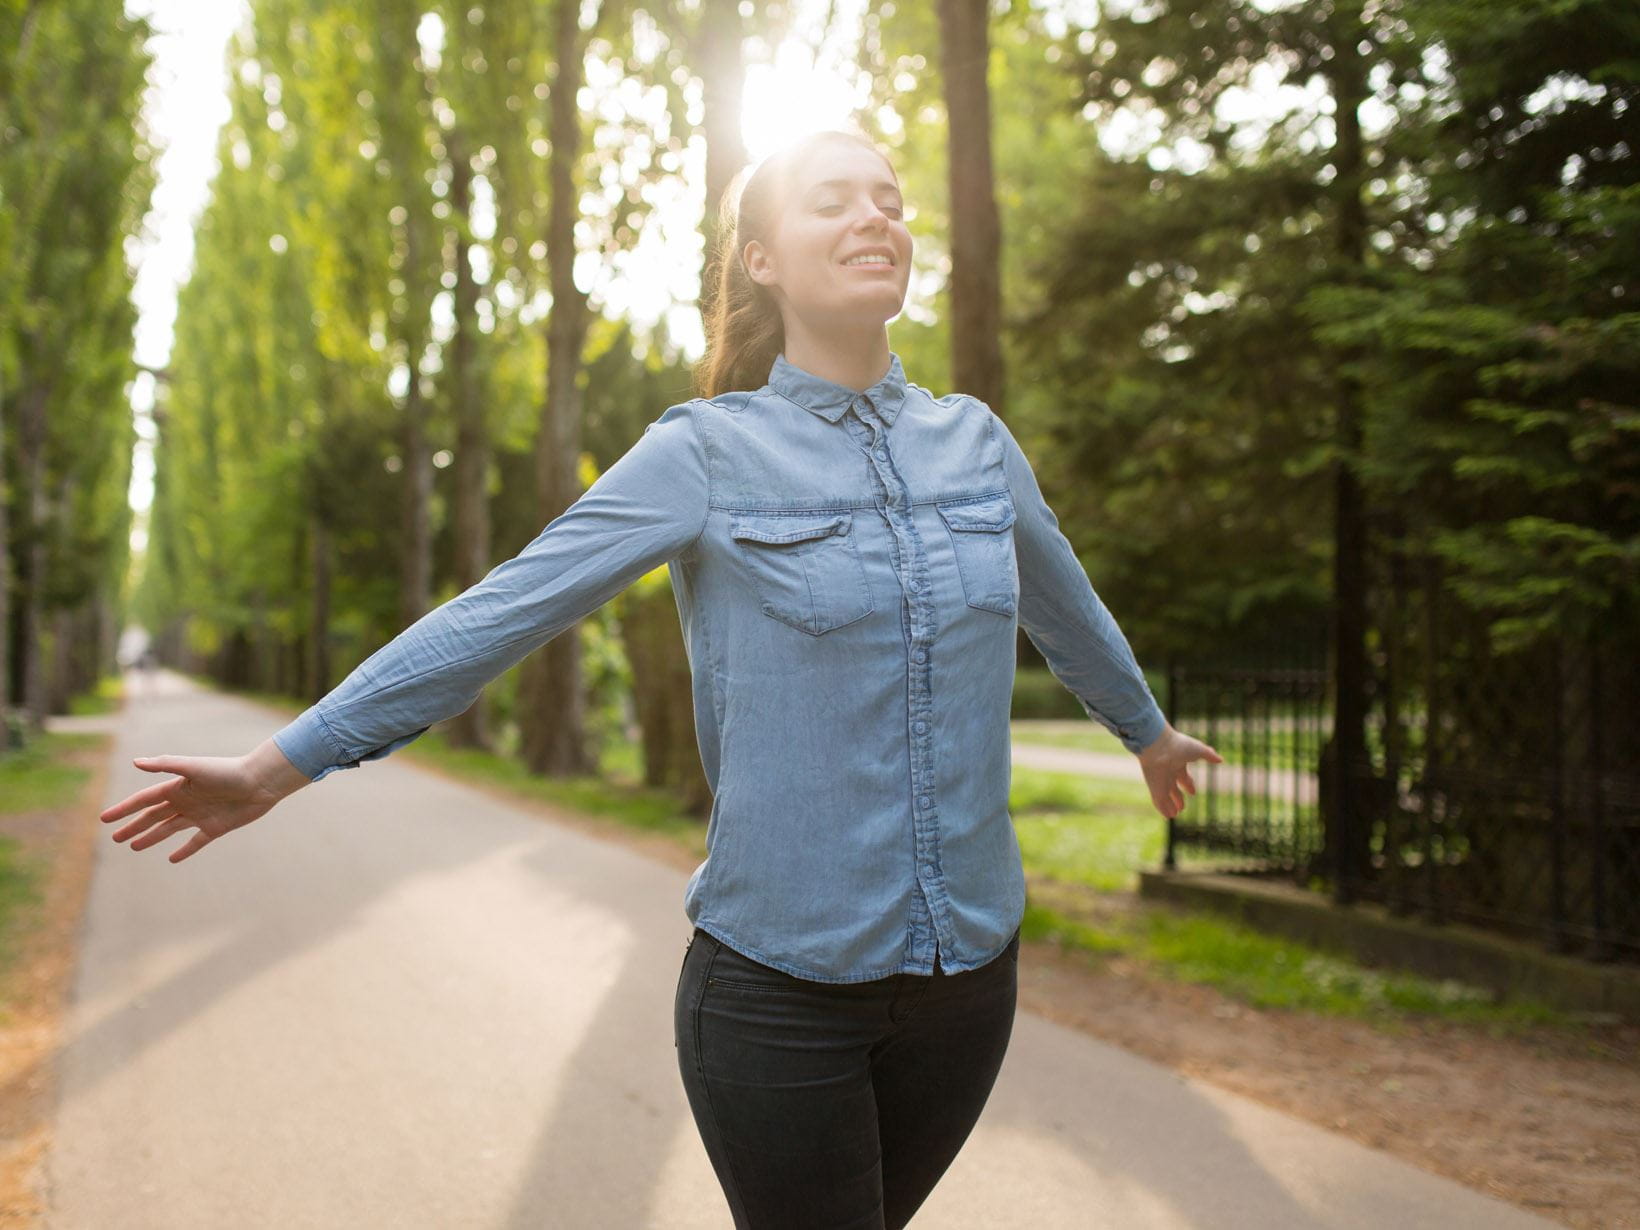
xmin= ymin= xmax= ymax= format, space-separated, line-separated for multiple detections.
xmin=519 ymin=0 xmax=595 ymax=778
xmin=400 ymin=214 xmax=433 ymax=630
xmin=618 ymin=577 xmax=711 ymax=815
xmin=936 ymin=0 xmax=1006 ymax=416
xmin=441 ymin=126 xmax=494 ymax=751
xmin=16 ymin=381 xmax=49 ymax=733
xmin=307 ymin=507 xmax=333 ymax=701
xmin=693 ymin=0 xmax=747 ymax=327
xmin=0 ymin=363 xmax=10 ymax=718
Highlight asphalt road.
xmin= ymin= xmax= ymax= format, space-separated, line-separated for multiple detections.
xmin=44 ymin=670 xmax=1554 ymax=1229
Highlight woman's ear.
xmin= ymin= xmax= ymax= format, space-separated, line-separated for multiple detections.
xmin=742 ymin=239 xmax=775 ymax=288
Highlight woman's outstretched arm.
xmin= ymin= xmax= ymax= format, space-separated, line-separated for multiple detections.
xmin=100 ymin=400 xmax=713 ymax=862
xmin=984 ymin=403 xmax=1221 ymax=818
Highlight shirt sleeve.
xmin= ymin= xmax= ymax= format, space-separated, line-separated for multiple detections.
xmin=270 ymin=400 xmax=712 ymax=782
xmin=986 ymin=405 xmax=1169 ymax=756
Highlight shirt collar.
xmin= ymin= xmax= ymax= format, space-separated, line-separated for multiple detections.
xmin=767 ymin=350 xmax=908 ymax=427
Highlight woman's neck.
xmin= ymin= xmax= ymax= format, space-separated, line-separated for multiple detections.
xmin=779 ymin=327 xmax=892 ymax=393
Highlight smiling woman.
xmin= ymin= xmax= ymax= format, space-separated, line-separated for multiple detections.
xmin=96 ymin=120 xmax=1219 ymax=1230
xmin=695 ymin=128 xmax=915 ymax=399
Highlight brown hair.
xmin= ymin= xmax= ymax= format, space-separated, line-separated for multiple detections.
xmin=692 ymin=127 xmax=899 ymax=400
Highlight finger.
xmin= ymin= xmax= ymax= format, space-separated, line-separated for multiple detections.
xmin=1181 ymin=767 xmax=1197 ymax=795
xmin=101 ymin=778 xmax=179 ymax=822
xmin=129 ymin=816 xmax=187 ymax=853
xmin=169 ymin=831 xmax=213 ymax=864
xmin=110 ymin=803 xmax=179 ymax=844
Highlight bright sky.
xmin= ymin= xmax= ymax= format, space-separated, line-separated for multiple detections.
xmin=123 ymin=0 xmax=249 ymax=552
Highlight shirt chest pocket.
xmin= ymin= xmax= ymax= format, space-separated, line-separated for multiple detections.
xmin=936 ymin=493 xmax=1019 ymax=616
xmin=728 ymin=510 xmax=876 ymax=636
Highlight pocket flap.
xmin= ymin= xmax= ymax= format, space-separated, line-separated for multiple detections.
xmin=937 ymin=494 xmax=1016 ymax=533
xmin=729 ymin=510 xmax=853 ymax=545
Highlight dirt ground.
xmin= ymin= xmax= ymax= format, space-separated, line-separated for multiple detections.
xmin=1014 ymin=879 xmax=1640 ymax=1230
xmin=3 ymin=744 xmax=1637 ymax=1229
xmin=0 ymin=735 xmax=108 ymax=1229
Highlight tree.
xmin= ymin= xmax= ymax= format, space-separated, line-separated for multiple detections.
xmin=936 ymin=0 xmax=1006 ymax=414
xmin=0 ymin=0 xmax=153 ymax=734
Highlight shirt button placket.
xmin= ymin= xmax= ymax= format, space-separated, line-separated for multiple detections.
xmin=852 ymin=396 xmax=946 ymax=970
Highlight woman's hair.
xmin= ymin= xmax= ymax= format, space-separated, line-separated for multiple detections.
xmin=692 ymin=127 xmax=899 ymax=400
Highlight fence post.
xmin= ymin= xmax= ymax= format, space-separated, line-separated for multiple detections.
xmin=1549 ymin=639 xmax=1570 ymax=953
xmin=1163 ymin=655 xmax=1178 ymax=871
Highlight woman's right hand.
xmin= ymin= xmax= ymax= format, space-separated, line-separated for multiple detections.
xmin=99 ymin=737 xmax=313 ymax=864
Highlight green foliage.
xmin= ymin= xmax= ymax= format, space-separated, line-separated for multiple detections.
xmin=71 ymin=0 xmax=1632 ymax=837
xmin=1 ymin=0 xmax=154 ymax=697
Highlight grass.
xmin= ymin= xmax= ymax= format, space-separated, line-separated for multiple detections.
xmin=1011 ymin=770 xmax=1162 ymax=892
xmin=1020 ymin=895 xmax=1574 ymax=1032
xmin=0 ymin=836 xmax=45 ymax=992
xmin=0 ymin=732 xmax=100 ymax=816
xmin=1009 ymin=764 xmax=1249 ymax=891
xmin=67 ymin=674 xmax=124 ymax=716
xmin=0 ymin=728 xmax=106 ymax=1000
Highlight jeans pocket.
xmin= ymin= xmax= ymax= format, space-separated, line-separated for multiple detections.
xmin=937 ymin=493 xmax=1018 ymax=616
xmin=705 ymin=938 xmax=808 ymax=995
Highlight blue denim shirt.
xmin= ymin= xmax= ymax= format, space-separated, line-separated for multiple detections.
xmin=272 ymin=350 xmax=1168 ymax=982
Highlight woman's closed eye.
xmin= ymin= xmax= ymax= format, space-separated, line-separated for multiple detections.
xmin=819 ymin=204 xmax=903 ymax=218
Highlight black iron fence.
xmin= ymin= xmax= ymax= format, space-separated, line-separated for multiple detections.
xmin=1161 ymin=597 xmax=1640 ymax=964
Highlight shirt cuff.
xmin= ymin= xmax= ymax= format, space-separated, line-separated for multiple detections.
xmin=1089 ymin=698 xmax=1169 ymax=757
xmin=270 ymin=707 xmax=351 ymax=782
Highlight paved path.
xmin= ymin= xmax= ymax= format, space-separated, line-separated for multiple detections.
xmin=45 ymin=671 xmax=1553 ymax=1229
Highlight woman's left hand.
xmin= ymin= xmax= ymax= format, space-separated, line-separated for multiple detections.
xmin=1136 ymin=723 xmax=1223 ymax=819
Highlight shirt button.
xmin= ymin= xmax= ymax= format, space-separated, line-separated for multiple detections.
xmin=907 ymin=577 xmax=921 ymax=592
xmin=913 ymin=720 xmax=928 ymax=734
xmin=914 ymin=648 xmax=928 ymax=663
xmin=918 ymin=795 xmax=931 ymax=809
xmin=875 ymin=447 xmax=888 ymax=460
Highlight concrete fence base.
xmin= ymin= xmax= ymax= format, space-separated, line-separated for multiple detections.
xmin=1136 ymin=869 xmax=1640 ymax=1022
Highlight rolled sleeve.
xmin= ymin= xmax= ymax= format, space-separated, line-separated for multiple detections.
xmin=986 ymin=406 xmax=1168 ymax=756
xmin=271 ymin=401 xmax=713 ymax=782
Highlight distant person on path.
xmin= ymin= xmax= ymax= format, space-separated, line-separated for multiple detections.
xmin=98 ymin=127 xmax=1221 ymax=1229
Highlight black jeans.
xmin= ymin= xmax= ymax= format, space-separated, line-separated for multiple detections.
xmin=674 ymin=925 xmax=1020 ymax=1230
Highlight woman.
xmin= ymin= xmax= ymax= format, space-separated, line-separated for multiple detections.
xmin=100 ymin=127 xmax=1221 ymax=1228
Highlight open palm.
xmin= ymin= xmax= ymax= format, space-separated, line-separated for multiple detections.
xmin=100 ymin=754 xmax=287 ymax=864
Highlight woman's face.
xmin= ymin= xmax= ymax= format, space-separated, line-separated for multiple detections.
xmin=743 ymin=141 xmax=913 ymax=333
